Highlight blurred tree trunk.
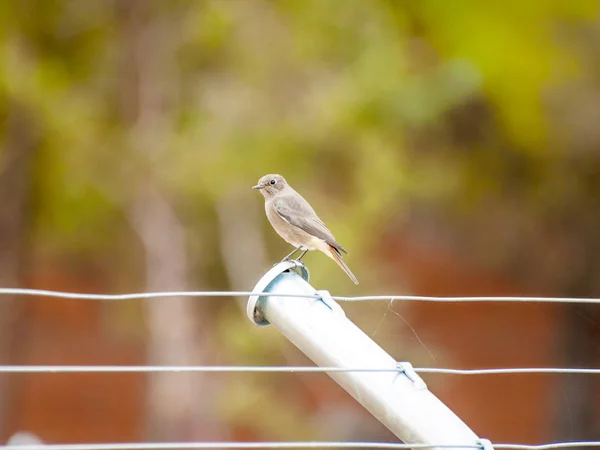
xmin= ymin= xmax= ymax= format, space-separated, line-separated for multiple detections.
xmin=216 ymin=190 xmax=270 ymax=302
xmin=128 ymin=186 xmax=212 ymax=440
xmin=117 ymin=1 xmax=225 ymax=440
xmin=558 ymin=303 xmax=599 ymax=441
xmin=0 ymin=104 xmax=37 ymax=437
xmin=556 ymin=231 xmax=600 ymax=442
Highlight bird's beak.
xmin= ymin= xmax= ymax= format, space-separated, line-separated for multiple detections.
xmin=252 ymin=184 xmax=264 ymax=190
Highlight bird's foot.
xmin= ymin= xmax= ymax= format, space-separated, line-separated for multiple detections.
xmin=280 ymin=246 xmax=303 ymax=263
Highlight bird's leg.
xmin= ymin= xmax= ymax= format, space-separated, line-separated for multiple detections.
xmin=295 ymin=248 xmax=309 ymax=261
xmin=281 ymin=246 xmax=302 ymax=262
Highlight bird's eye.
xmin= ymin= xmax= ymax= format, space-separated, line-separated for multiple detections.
xmin=270 ymin=179 xmax=277 ymax=185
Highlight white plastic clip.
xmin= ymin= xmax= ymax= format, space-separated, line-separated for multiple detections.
xmin=316 ymin=290 xmax=346 ymax=317
xmin=477 ymin=439 xmax=494 ymax=450
xmin=396 ymin=362 xmax=427 ymax=390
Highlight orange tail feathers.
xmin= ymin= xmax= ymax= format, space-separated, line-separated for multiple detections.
xmin=327 ymin=245 xmax=359 ymax=285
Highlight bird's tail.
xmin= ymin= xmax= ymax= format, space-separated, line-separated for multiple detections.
xmin=327 ymin=245 xmax=359 ymax=285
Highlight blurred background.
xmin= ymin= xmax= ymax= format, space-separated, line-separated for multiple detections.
xmin=1 ymin=0 xmax=600 ymax=446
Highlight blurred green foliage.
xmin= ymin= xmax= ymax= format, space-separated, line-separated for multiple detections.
xmin=2 ymin=0 xmax=597 ymax=264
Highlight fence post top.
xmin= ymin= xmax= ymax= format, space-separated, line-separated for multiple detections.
xmin=246 ymin=260 xmax=310 ymax=326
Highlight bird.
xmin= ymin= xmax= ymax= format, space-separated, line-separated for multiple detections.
xmin=253 ymin=174 xmax=358 ymax=285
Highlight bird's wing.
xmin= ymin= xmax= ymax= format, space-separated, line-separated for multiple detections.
xmin=273 ymin=196 xmax=348 ymax=254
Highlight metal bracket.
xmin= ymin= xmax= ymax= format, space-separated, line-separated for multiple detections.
xmin=477 ymin=439 xmax=494 ymax=450
xmin=316 ymin=290 xmax=346 ymax=317
xmin=396 ymin=362 xmax=427 ymax=390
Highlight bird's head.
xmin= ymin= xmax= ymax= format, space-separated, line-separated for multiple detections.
xmin=252 ymin=174 xmax=287 ymax=198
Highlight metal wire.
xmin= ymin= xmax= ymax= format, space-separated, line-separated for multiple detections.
xmin=0 ymin=443 xmax=453 ymax=450
xmin=333 ymin=295 xmax=600 ymax=304
xmin=496 ymin=445 xmax=600 ymax=450
xmin=0 ymin=365 xmax=599 ymax=374
xmin=415 ymin=368 xmax=600 ymax=375
xmin=1 ymin=287 xmax=600 ymax=303
xmin=0 ymin=288 xmax=318 ymax=301
xmin=1 ymin=442 xmax=600 ymax=450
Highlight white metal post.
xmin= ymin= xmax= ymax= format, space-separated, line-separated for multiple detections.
xmin=247 ymin=262 xmax=481 ymax=450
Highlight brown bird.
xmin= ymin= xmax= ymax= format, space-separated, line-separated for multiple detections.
xmin=253 ymin=174 xmax=358 ymax=285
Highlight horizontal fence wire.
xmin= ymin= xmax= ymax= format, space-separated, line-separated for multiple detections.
xmin=1 ymin=287 xmax=600 ymax=303
xmin=0 ymin=366 xmax=599 ymax=374
xmin=2 ymin=441 xmax=600 ymax=450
